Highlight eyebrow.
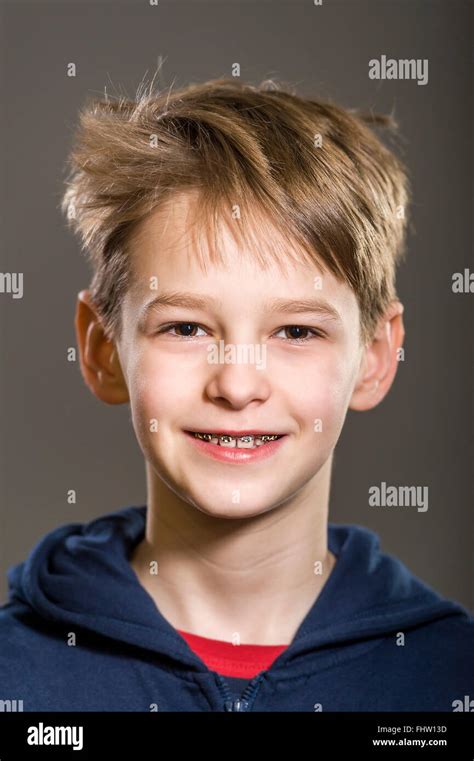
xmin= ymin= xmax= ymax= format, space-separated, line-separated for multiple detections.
xmin=140 ymin=291 xmax=342 ymax=323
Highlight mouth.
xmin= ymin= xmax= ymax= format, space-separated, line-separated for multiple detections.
xmin=184 ymin=430 xmax=285 ymax=449
xmin=183 ymin=429 xmax=288 ymax=463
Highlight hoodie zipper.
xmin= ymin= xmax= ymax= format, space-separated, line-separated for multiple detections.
xmin=215 ymin=673 xmax=265 ymax=712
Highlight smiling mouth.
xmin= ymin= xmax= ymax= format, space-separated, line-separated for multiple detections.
xmin=186 ymin=432 xmax=285 ymax=449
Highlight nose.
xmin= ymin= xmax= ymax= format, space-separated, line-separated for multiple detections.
xmin=204 ymin=350 xmax=272 ymax=409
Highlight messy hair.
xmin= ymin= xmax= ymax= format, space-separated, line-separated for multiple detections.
xmin=60 ymin=75 xmax=410 ymax=346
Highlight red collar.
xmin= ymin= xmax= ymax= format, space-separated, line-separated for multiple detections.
xmin=177 ymin=629 xmax=288 ymax=678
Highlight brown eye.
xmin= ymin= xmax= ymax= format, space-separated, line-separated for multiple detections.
xmin=173 ymin=323 xmax=199 ymax=337
xmin=157 ymin=322 xmax=207 ymax=338
xmin=285 ymin=326 xmax=310 ymax=340
xmin=274 ymin=326 xmax=323 ymax=342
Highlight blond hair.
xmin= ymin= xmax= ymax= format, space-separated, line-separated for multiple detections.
xmin=60 ymin=76 xmax=410 ymax=345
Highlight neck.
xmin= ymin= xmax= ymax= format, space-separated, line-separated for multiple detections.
xmin=130 ymin=457 xmax=336 ymax=645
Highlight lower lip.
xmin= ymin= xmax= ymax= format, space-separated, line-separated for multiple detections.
xmin=183 ymin=431 xmax=288 ymax=463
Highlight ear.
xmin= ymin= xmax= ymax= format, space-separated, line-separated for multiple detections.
xmin=349 ymin=300 xmax=405 ymax=412
xmin=75 ymin=290 xmax=130 ymax=405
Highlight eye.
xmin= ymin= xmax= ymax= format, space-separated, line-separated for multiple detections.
xmin=155 ymin=322 xmax=324 ymax=342
xmin=157 ymin=322 xmax=207 ymax=339
xmin=274 ymin=325 xmax=324 ymax=343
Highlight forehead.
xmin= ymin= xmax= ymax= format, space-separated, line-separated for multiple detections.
xmin=129 ymin=189 xmax=310 ymax=273
xmin=126 ymin=190 xmax=359 ymax=317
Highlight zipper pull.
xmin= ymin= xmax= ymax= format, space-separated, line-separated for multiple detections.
xmin=224 ymin=697 xmax=251 ymax=712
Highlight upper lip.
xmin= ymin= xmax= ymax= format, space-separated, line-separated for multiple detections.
xmin=186 ymin=429 xmax=286 ymax=436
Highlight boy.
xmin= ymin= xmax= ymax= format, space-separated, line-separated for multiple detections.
xmin=0 ymin=78 xmax=472 ymax=712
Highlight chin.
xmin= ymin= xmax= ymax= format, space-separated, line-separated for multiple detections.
xmin=190 ymin=496 xmax=276 ymax=520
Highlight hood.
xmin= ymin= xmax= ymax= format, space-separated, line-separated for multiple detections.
xmin=6 ymin=505 xmax=469 ymax=673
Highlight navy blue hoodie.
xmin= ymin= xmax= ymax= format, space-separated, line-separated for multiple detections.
xmin=0 ymin=505 xmax=472 ymax=712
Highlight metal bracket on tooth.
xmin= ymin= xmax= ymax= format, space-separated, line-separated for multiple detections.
xmin=193 ymin=432 xmax=279 ymax=443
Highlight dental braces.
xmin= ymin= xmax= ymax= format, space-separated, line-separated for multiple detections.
xmin=192 ymin=432 xmax=280 ymax=443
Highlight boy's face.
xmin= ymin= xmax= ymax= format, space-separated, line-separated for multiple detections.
xmin=78 ymin=192 xmax=401 ymax=519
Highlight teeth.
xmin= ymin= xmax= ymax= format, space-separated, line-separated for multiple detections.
xmin=192 ymin=432 xmax=281 ymax=448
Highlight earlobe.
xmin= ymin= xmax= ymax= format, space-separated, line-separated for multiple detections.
xmin=75 ymin=290 xmax=130 ymax=405
xmin=349 ymin=302 xmax=405 ymax=412
xmin=349 ymin=356 xmax=383 ymax=412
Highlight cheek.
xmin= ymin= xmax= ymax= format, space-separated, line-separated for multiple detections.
xmin=127 ymin=351 xmax=192 ymax=436
xmin=281 ymin=352 xmax=355 ymax=432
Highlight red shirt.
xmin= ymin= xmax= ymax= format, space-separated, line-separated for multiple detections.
xmin=177 ymin=629 xmax=288 ymax=678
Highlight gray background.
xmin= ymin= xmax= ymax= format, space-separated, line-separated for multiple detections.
xmin=0 ymin=0 xmax=472 ymax=609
